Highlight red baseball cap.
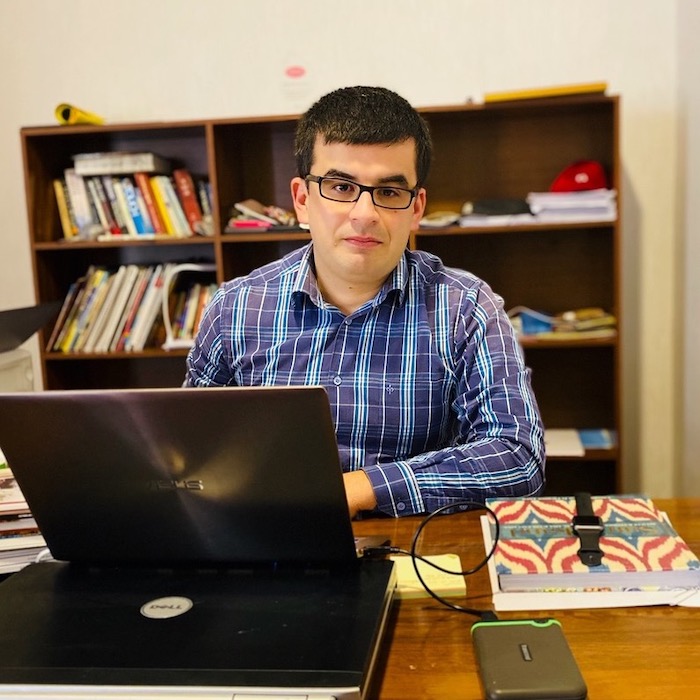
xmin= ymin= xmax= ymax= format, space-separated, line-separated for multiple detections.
xmin=550 ymin=160 xmax=608 ymax=192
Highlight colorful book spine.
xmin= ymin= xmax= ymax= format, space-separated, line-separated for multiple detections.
xmin=120 ymin=178 xmax=150 ymax=235
xmin=134 ymin=172 xmax=166 ymax=234
xmin=63 ymin=169 xmax=97 ymax=237
xmin=173 ymin=169 xmax=203 ymax=235
xmin=52 ymin=178 xmax=78 ymax=238
xmin=149 ymin=176 xmax=176 ymax=235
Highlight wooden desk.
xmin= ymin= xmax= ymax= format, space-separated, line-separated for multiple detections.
xmin=353 ymin=498 xmax=700 ymax=699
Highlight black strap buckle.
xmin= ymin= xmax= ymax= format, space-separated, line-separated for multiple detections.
xmin=572 ymin=492 xmax=604 ymax=566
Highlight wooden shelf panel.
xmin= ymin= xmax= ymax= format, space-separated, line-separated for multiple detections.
xmin=22 ymin=94 xmax=622 ymax=492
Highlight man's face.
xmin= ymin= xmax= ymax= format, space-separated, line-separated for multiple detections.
xmin=291 ymin=136 xmax=426 ymax=301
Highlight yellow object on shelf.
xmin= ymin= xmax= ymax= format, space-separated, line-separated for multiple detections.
xmin=55 ymin=103 xmax=105 ymax=126
xmin=484 ymin=81 xmax=607 ymax=103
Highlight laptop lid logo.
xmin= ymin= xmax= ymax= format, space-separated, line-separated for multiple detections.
xmin=140 ymin=596 xmax=194 ymax=619
xmin=148 ymin=479 xmax=204 ymax=491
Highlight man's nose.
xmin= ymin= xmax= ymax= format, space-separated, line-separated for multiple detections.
xmin=351 ymin=190 xmax=378 ymax=216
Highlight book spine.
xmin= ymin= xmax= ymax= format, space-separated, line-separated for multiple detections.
xmin=109 ymin=267 xmax=149 ymax=352
xmin=85 ymin=178 xmax=109 ymax=234
xmin=149 ymin=176 xmax=176 ymax=235
xmin=63 ymin=169 xmax=97 ymax=237
xmin=52 ymin=179 xmax=78 ymax=238
xmin=101 ymin=176 xmax=128 ymax=234
xmin=91 ymin=177 xmax=122 ymax=235
xmin=134 ymin=188 xmax=155 ymax=234
xmin=159 ymin=176 xmax=191 ymax=236
xmin=120 ymin=177 xmax=149 ymax=234
xmin=95 ymin=265 xmax=139 ymax=353
xmin=111 ymin=179 xmax=138 ymax=236
xmin=197 ymin=179 xmax=212 ymax=217
xmin=115 ymin=267 xmax=152 ymax=351
xmin=173 ymin=169 xmax=203 ymax=234
xmin=134 ymin=172 xmax=166 ymax=233
xmin=45 ymin=282 xmax=79 ymax=351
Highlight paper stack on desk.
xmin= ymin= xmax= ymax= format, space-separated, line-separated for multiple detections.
xmin=0 ymin=466 xmax=46 ymax=574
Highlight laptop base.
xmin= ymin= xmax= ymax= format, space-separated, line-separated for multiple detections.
xmin=0 ymin=560 xmax=395 ymax=699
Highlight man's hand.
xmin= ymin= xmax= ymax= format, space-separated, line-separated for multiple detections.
xmin=343 ymin=470 xmax=377 ymax=518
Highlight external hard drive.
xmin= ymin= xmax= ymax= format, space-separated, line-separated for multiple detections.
xmin=471 ymin=618 xmax=587 ymax=700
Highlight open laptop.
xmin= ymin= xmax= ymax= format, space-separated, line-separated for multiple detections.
xmin=0 ymin=386 xmax=395 ymax=699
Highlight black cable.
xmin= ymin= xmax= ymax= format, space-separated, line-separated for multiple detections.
xmin=368 ymin=500 xmax=500 ymax=620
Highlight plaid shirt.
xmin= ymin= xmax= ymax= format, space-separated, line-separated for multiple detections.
xmin=185 ymin=244 xmax=545 ymax=516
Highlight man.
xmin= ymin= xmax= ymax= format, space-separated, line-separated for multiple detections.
xmin=185 ymin=86 xmax=545 ymax=518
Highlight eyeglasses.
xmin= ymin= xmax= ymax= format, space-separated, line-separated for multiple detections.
xmin=305 ymin=175 xmax=417 ymax=210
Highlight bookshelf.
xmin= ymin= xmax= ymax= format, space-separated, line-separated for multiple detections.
xmin=21 ymin=94 xmax=621 ymax=494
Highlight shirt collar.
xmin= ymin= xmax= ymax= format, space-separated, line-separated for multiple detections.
xmin=292 ymin=244 xmax=409 ymax=309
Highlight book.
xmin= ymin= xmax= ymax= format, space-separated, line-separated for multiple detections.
xmin=73 ymin=151 xmax=171 ymax=176
xmin=100 ymin=176 xmax=129 ymax=234
xmin=125 ymin=264 xmax=168 ymax=352
xmin=111 ymin=179 xmax=138 ymax=236
xmin=113 ymin=267 xmax=152 ymax=352
xmin=481 ymin=496 xmax=700 ymax=610
xmin=151 ymin=175 xmax=191 ymax=235
xmin=155 ymin=176 xmax=190 ymax=236
xmin=52 ymin=178 xmax=78 ymax=238
xmin=72 ymin=270 xmax=114 ymax=352
xmin=173 ymin=169 xmax=203 ymax=235
xmin=93 ymin=265 xmax=140 ymax=353
xmin=578 ymin=429 xmax=617 ymax=450
xmin=134 ymin=172 xmax=166 ymax=234
xmin=120 ymin=177 xmax=152 ymax=235
xmin=483 ymin=81 xmax=608 ymax=103
xmin=63 ymin=169 xmax=99 ymax=238
xmin=544 ymin=429 xmax=584 ymax=457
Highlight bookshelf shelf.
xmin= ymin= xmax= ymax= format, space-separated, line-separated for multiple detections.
xmin=21 ymin=94 xmax=621 ymax=493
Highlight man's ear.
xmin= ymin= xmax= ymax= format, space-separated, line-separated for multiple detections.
xmin=410 ymin=187 xmax=427 ymax=229
xmin=291 ymin=177 xmax=309 ymax=225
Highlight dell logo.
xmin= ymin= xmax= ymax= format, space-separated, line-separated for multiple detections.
xmin=148 ymin=479 xmax=204 ymax=491
xmin=140 ymin=596 xmax=194 ymax=619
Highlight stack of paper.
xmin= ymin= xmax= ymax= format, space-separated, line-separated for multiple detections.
xmin=0 ymin=468 xmax=46 ymax=574
xmin=527 ymin=189 xmax=617 ymax=223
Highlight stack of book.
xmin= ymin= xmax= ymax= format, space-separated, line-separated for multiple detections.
xmin=0 ymin=464 xmax=46 ymax=574
xmin=544 ymin=428 xmax=617 ymax=457
xmin=46 ymin=263 xmax=217 ymax=354
xmin=53 ymin=152 xmax=213 ymax=240
xmin=526 ymin=188 xmax=617 ymax=224
xmin=481 ymin=495 xmax=700 ymax=611
xmin=508 ymin=306 xmax=617 ymax=341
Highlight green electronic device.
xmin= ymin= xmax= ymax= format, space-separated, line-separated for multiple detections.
xmin=471 ymin=618 xmax=587 ymax=700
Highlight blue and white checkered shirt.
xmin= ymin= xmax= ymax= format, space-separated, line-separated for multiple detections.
xmin=185 ymin=244 xmax=545 ymax=516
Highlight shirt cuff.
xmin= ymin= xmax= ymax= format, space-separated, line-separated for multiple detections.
xmin=362 ymin=461 xmax=425 ymax=517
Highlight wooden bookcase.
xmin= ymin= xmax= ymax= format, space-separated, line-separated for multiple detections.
xmin=20 ymin=94 xmax=621 ymax=494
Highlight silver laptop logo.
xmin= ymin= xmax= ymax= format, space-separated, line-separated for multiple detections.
xmin=148 ymin=479 xmax=204 ymax=491
xmin=140 ymin=596 xmax=194 ymax=619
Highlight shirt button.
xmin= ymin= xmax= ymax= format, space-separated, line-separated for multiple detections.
xmin=344 ymin=317 xmax=352 ymax=325
xmin=333 ymin=375 xmax=342 ymax=386
xmin=397 ymin=502 xmax=406 ymax=512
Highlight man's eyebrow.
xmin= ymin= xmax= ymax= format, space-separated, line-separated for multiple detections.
xmin=324 ymin=169 xmax=411 ymax=187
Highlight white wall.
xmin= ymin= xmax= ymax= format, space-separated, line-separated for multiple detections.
xmin=0 ymin=0 xmax=689 ymax=496
xmin=679 ymin=2 xmax=700 ymax=495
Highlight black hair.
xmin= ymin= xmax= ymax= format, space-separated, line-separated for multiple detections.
xmin=294 ymin=86 xmax=433 ymax=186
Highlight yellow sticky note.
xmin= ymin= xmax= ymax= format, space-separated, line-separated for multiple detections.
xmin=390 ymin=553 xmax=467 ymax=599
